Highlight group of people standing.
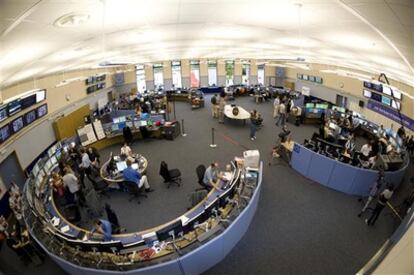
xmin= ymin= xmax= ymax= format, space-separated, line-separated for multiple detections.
xmin=273 ymin=95 xmax=297 ymax=127
xmin=210 ymin=92 xmax=227 ymax=123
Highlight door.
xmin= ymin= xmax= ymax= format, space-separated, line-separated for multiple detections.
xmin=336 ymin=94 xmax=348 ymax=108
xmin=0 ymin=152 xmax=26 ymax=190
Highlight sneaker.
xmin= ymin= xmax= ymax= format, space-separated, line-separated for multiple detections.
xmin=365 ymin=219 xmax=369 ymax=225
xmin=145 ymin=188 xmax=154 ymax=193
xmin=251 ymin=137 xmax=254 ymax=141
xmin=253 ymin=136 xmax=256 ymax=140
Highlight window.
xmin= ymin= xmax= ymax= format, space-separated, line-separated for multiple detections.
xmin=153 ymin=63 xmax=164 ymax=90
xmin=172 ymin=61 xmax=182 ymax=89
xmin=258 ymin=65 xmax=265 ymax=85
xmin=208 ymin=61 xmax=217 ymax=86
xmin=225 ymin=61 xmax=234 ymax=86
xmin=190 ymin=60 xmax=200 ymax=88
xmin=136 ymin=65 xmax=146 ymax=93
xmin=242 ymin=63 xmax=250 ymax=85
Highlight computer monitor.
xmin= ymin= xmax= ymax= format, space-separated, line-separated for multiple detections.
xmin=381 ymin=96 xmax=391 ymax=106
xmin=363 ymin=89 xmax=372 ymax=98
xmin=382 ymin=86 xmax=392 ymax=96
xmin=156 ymin=220 xmax=183 ymax=241
xmin=111 ymin=124 xmax=119 ymax=131
xmin=37 ymin=104 xmax=48 ymax=118
xmin=315 ymin=103 xmax=328 ymax=109
xmin=305 ymin=103 xmax=315 ymax=108
xmin=0 ymin=105 xmax=8 ymax=122
xmin=116 ymin=161 xmax=127 ymax=172
xmin=140 ymin=120 xmax=148 ymax=127
xmin=11 ymin=117 xmax=24 ymax=134
xmin=391 ymin=100 xmax=401 ymax=110
xmin=21 ymin=94 xmax=37 ymax=109
xmin=371 ymin=93 xmax=382 ymax=102
xmin=1 ymin=125 xmax=12 ymax=144
xmin=35 ymin=89 xmax=46 ymax=103
xmin=8 ymin=99 xmax=22 ymax=116
xmin=24 ymin=110 xmax=37 ymax=125
xmin=131 ymin=163 xmax=139 ymax=170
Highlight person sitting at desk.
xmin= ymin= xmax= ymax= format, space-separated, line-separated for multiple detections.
xmin=323 ymin=123 xmax=334 ymax=143
xmin=377 ymin=125 xmax=385 ymax=138
xmin=90 ymin=219 xmax=112 ymax=241
xmin=360 ymin=141 xmax=372 ymax=159
xmin=120 ymin=142 xmax=133 ymax=158
xmin=345 ymin=133 xmax=356 ymax=152
xmin=202 ymin=162 xmax=222 ymax=191
xmin=123 ymin=159 xmax=153 ymax=192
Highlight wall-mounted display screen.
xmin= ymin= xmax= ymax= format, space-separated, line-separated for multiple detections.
xmin=11 ymin=117 xmax=24 ymax=134
xmin=96 ymin=75 xmax=106 ymax=82
xmin=8 ymin=99 xmax=22 ymax=116
xmin=21 ymin=94 xmax=37 ymax=109
xmin=96 ymin=83 xmax=105 ymax=90
xmin=297 ymin=74 xmax=303 ymax=80
xmin=371 ymin=83 xmax=382 ymax=92
xmin=302 ymin=75 xmax=309 ymax=81
xmin=391 ymin=100 xmax=401 ymax=110
xmin=308 ymin=76 xmax=315 ymax=82
xmin=24 ymin=110 xmax=37 ymax=125
xmin=382 ymin=86 xmax=392 ymax=96
xmin=391 ymin=89 xmax=402 ymax=100
xmin=305 ymin=103 xmax=315 ymax=108
xmin=37 ymin=104 xmax=48 ymax=118
xmin=371 ymin=93 xmax=382 ymax=102
xmin=87 ymin=86 xmax=96 ymax=94
xmin=0 ymin=105 xmax=8 ymax=122
xmin=363 ymin=89 xmax=372 ymax=98
xmin=35 ymin=90 xmax=46 ymax=103
xmin=85 ymin=77 xmax=95 ymax=85
xmin=332 ymin=106 xmax=346 ymax=113
xmin=315 ymin=103 xmax=328 ymax=109
xmin=363 ymin=81 xmax=372 ymax=89
xmin=381 ymin=96 xmax=391 ymax=106
xmin=0 ymin=125 xmax=11 ymax=144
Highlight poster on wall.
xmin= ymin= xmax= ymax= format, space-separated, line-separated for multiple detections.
xmin=301 ymin=86 xmax=311 ymax=96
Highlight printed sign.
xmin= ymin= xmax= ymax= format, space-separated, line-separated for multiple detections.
xmin=301 ymin=86 xmax=310 ymax=96
xmin=367 ymin=100 xmax=414 ymax=131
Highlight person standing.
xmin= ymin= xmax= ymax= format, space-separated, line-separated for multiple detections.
xmin=218 ymin=92 xmax=226 ymax=124
xmin=358 ymin=172 xmax=384 ymax=217
xmin=63 ymin=167 xmax=86 ymax=207
xmin=79 ymin=148 xmax=97 ymax=187
xmin=273 ymin=96 xmax=280 ymax=119
xmin=250 ymin=110 xmax=258 ymax=141
xmin=366 ymin=184 xmax=394 ymax=226
xmin=211 ymin=94 xmax=218 ymax=118
xmin=275 ymin=101 xmax=286 ymax=127
xmin=123 ymin=125 xmax=133 ymax=144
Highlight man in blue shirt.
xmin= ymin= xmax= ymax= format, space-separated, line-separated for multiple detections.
xmin=202 ymin=162 xmax=222 ymax=191
xmin=91 ymin=219 xmax=112 ymax=241
xmin=123 ymin=159 xmax=153 ymax=192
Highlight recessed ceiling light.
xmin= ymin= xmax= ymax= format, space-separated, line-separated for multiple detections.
xmin=54 ymin=12 xmax=90 ymax=28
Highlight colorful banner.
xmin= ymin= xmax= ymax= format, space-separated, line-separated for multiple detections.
xmin=367 ymin=100 xmax=414 ymax=131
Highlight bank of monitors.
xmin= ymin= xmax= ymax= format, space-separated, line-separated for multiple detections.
xmin=0 ymin=105 xmax=7 ymax=122
xmin=37 ymin=104 xmax=48 ymax=118
xmin=11 ymin=117 xmax=24 ymax=134
xmin=24 ymin=110 xmax=37 ymax=125
xmin=156 ymin=220 xmax=183 ymax=241
xmin=0 ymin=125 xmax=11 ymax=144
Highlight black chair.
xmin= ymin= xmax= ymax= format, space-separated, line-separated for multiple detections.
xmin=93 ymin=180 xmax=110 ymax=198
xmin=196 ymin=164 xmax=211 ymax=191
xmin=159 ymin=161 xmax=182 ymax=188
xmin=105 ymin=204 xmax=126 ymax=234
xmin=124 ymin=181 xmax=147 ymax=204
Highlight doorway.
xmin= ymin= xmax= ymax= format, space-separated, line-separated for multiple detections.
xmin=336 ymin=94 xmax=348 ymax=108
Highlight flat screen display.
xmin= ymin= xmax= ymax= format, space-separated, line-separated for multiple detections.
xmin=391 ymin=100 xmax=401 ymax=110
xmin=315 ymin=77 xmax=322 ymax=84
xmin=371 ymin=83 xmax=382 ymax=92
xmin=37 ymin=104 xmax=48 ymax=118
xmin=371 ymin=93 xmax=382 ymax=102
xmin=391 ymin=89 xmax=402 ymax=100
xmin=381 ymin=96 xmax=391 ymax=106
xmin=0 ymin=105 xmax=8 ymax=122
xmin=302 ymin=75 xmax=309 ymax=81
xmin=0 ymin=125 xmax=11 ymax=144
xmin=305 ymin=103 xmax=315 ymax=108
xmin=8 ymin=99 xmax=22 ymax=116
xmin=21 ymin=94 xmax=36 ymax=109
xmin=309 ymin=76 xmax=316 ymax=82
xmin=315 ymin=103 xmax=328 ymax=109
xmin=35 ymin=90 xmax=46 ymax=103
xmin=87 ymin=85 xmax=96 ymax=94
xmin=85 ymin=77 xmax=95 ymax=85
xmin=363 ymin=89 xmax=372 ymax=98
xmin=11 ymin=117 xmax=24 ymax=133
xmin=297 ymin=74 xmax=303 ymax=80
xmin=96 ymin=75 xmax=106 ymax=82
xmin=382 ymin=86 xmax=392 ymax=96
xmin=363 ymin=81 xmax=372 ymax=89
xmin=24 ymin=110 xmax=37 ymax=125
xmin=332 ymin=106 xmax=346 ymax=113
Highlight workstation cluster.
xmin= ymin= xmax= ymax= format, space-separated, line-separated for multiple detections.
xmin=0 ymin=89 xmax=47 ymax=145
xmin=22 ymin=140 xmax=262 ymax=274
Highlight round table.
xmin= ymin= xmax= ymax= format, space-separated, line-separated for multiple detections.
xmin=100 ymin=153 xmax=148 ymax=187
xmin=224 ymin=104 xmax=251 ymax=124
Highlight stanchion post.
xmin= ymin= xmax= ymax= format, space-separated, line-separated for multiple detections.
xmin=210 ymin=127 xmax=217 ymax=148
xmin=181 ymin=119 xmax=187 ymax=137
xmin=173 ymin=99 xmax=176 ymax=120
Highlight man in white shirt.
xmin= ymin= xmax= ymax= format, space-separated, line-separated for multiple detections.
xmin=273 ymin=97 xmax=280 ymax=119
xmin=79 ymin=148 xmax=97 ymax=186
xmin=275 ymin=102 xmax=286 ymax=127
xmin=63 ymin=167 xmax=86 ymax=206
xmin=360 ymin=142 xmax=372 ymax=158
xmin=120 ymin=143 xmax=132 ymax=157
xmin=366 ymin=184 xmax=394 ymax=226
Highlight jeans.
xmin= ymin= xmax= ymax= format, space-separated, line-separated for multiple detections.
xmin=276 ymin=114 xmax=286 ymax=126
xmin=250 ymin=124 xmax=257 ymax=138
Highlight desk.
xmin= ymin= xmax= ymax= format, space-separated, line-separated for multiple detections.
xmin=23 ymin=143 xmax=263 ymax=274
xmin=100 ymin=154 xmax=148 ymax=186
xmin=224 ymin=105 xmax=250 ymax=124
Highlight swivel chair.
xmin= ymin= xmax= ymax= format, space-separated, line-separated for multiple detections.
xmin=92 ymin=180 xmax=110 ymax=199
xmin=196 ymin=164 xmax=211 ymax=191
xmin=124 ymin=181 xmax=148 ymax=204
xmin=159 ymin=161 xmax=182 ymax=188
xmin=105 ymin=204 xmax=126 ymax=234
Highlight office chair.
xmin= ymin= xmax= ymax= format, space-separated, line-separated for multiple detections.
xmin=159 ymin=161 xmax=182 ymax=188
xmin=105 ymin=204 xmax=126 ymax=234
xmin=92 ymin=180 xmax=110 ymax=199
xmin=124 ymin=181 xmax=147 ymax=204
xmin=196 ymin=164 xmax=211 ymax=191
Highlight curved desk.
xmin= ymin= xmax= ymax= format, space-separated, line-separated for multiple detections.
xmin=224 ymin=105 xmax=250 ymax=124
xmin=100 ymin=154 xmax=148 ymax=186
xmin=23 ymin=141 xmax=263 ymax=274
xmin=290 ymin=143 xmax=409 ymax=196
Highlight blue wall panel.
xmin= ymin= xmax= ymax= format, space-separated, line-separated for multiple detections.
xmin=327 ymin=162 xmax=357 ymax=194
xmin=307 ymin=153 xmax=335 ymax=187
xmin=290 ymin=144 xmax=312 ymax=176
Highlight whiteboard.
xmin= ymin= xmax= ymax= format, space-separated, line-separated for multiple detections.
xmin=92 ymin=120 xmax=106 ymax=140
xmin=77 ymin=124 xmax=97 ymax=146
